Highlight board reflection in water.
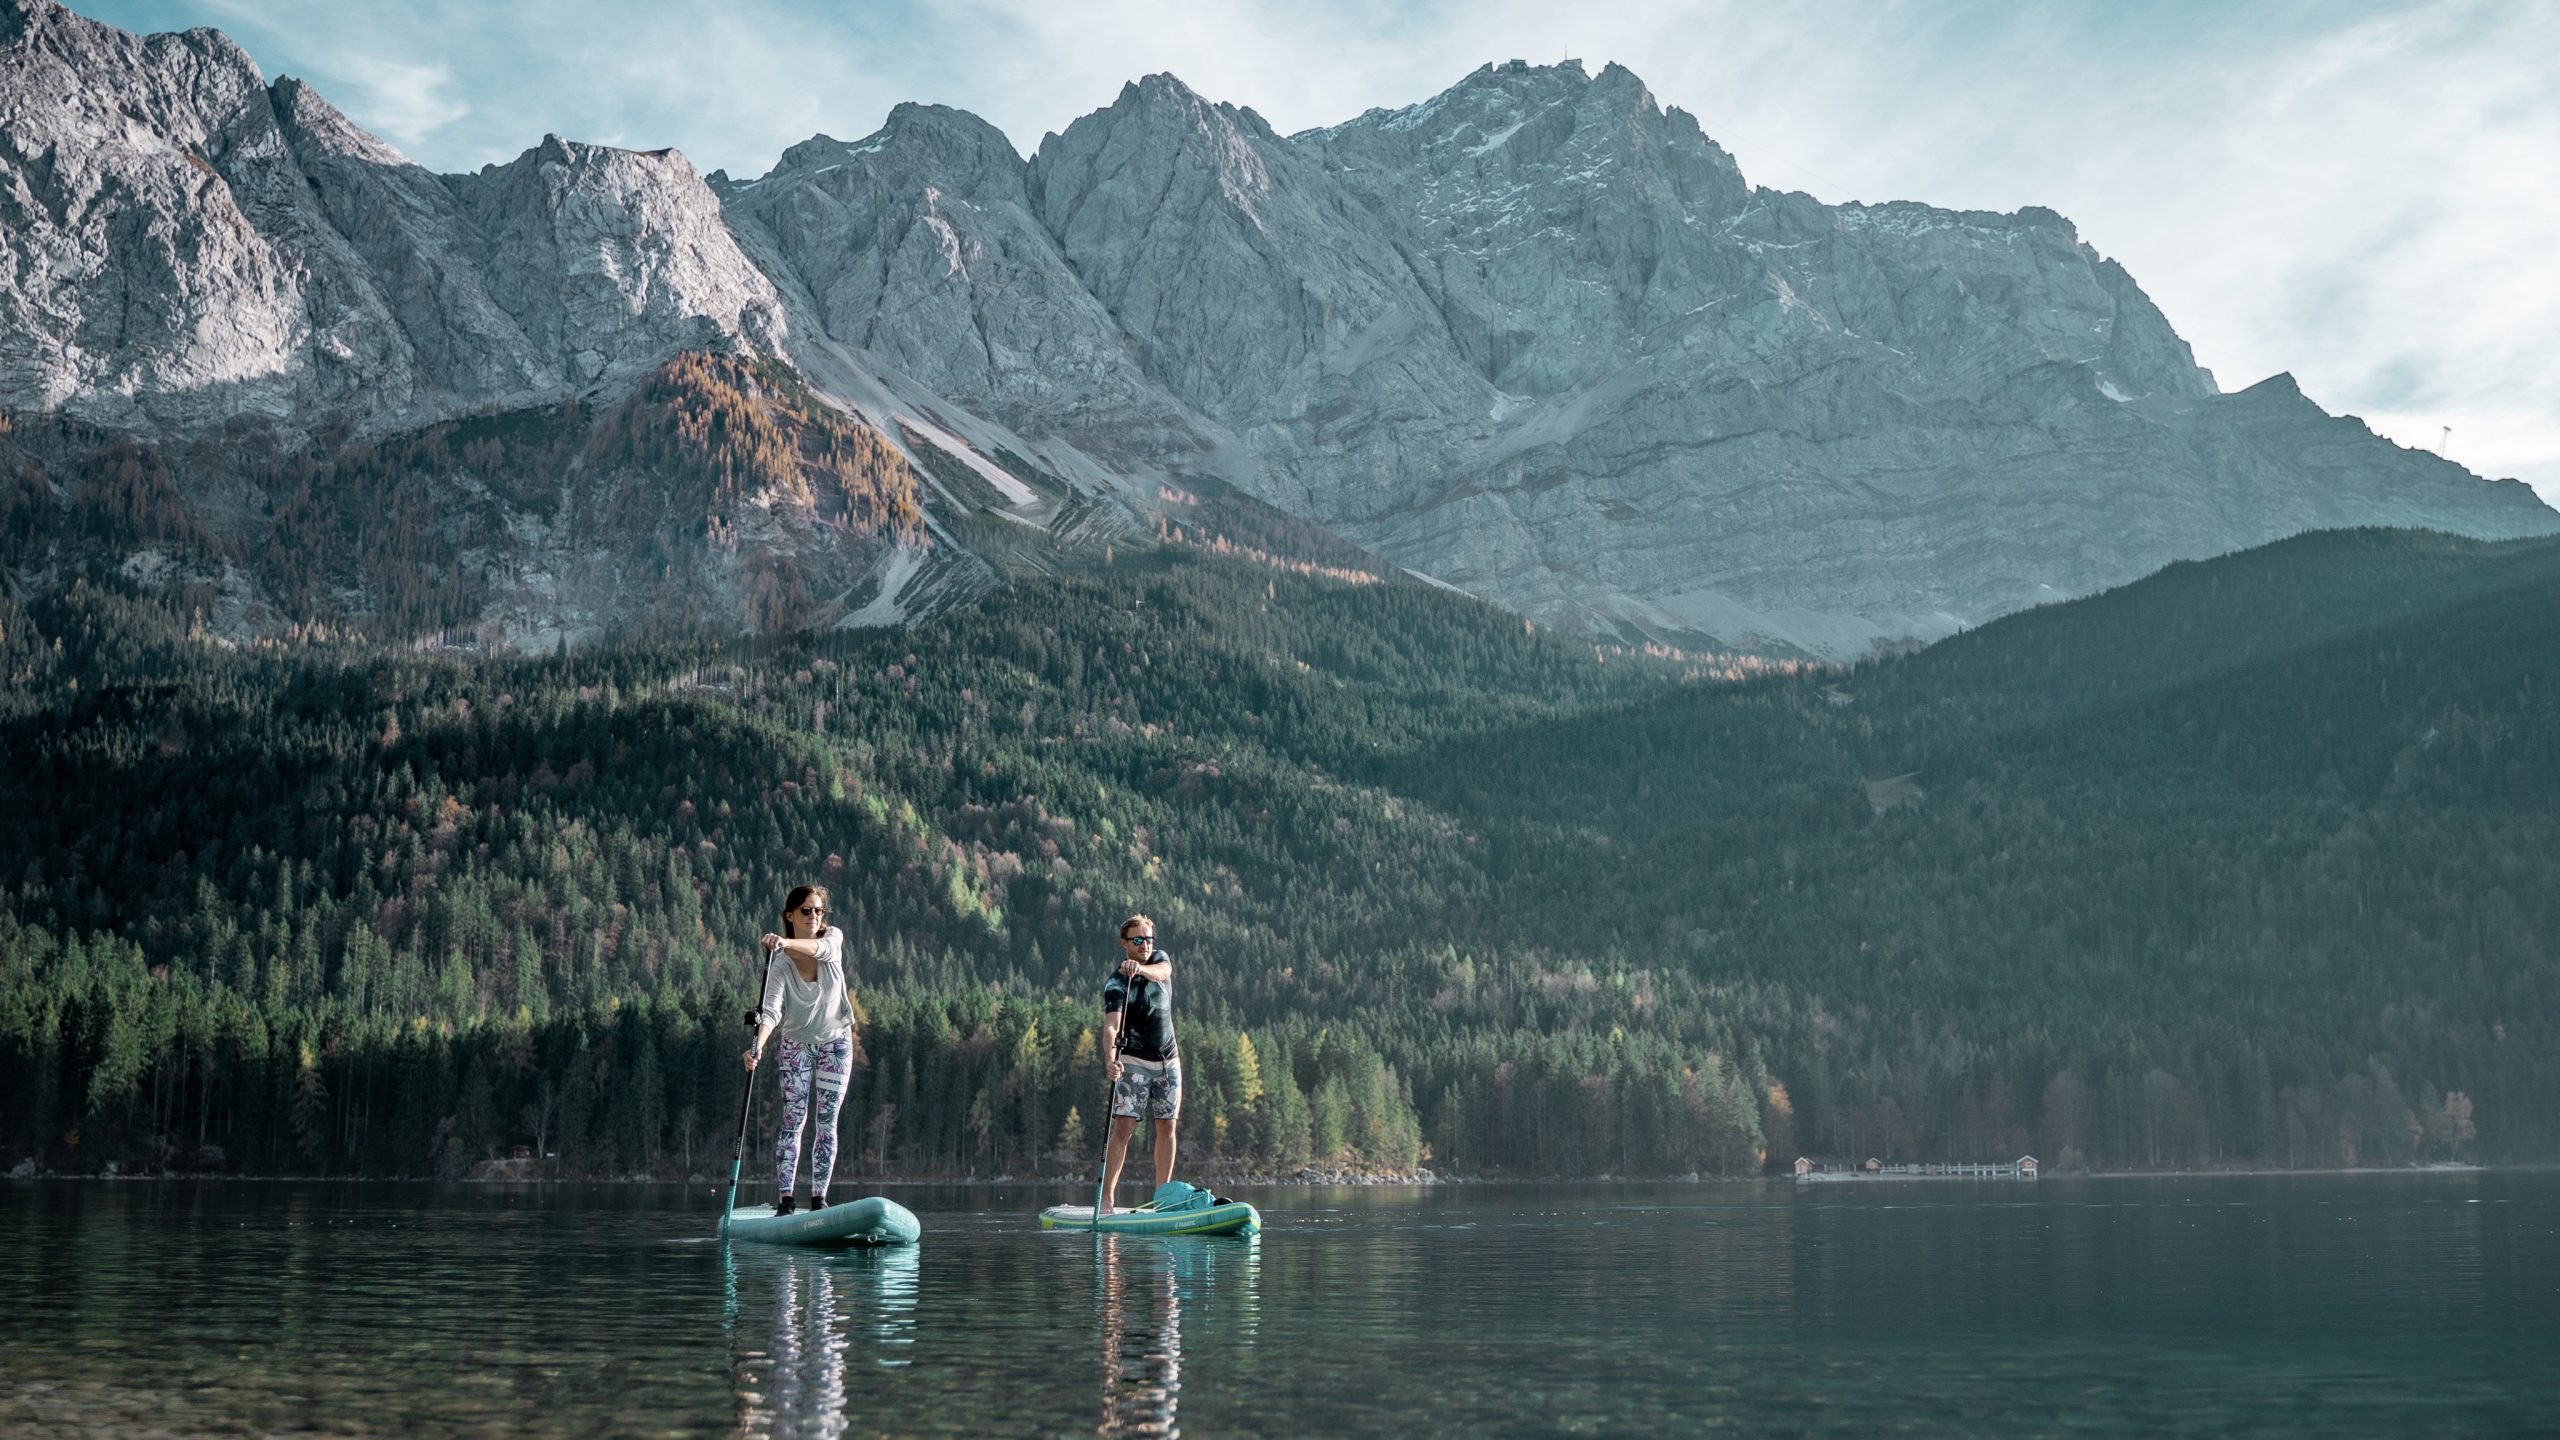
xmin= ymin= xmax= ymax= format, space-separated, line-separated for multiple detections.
xmin=1096 ymin=1234 xmax=1260 ymax=1439
xmin=726 ymin=1244 xmax=921 ymax=1439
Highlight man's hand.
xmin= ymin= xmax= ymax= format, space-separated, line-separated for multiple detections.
xmin=1118 ymin=956 xmax=1140 ymax=977
xmin=1107 ymin=1058 xmax=1125 ymax=1082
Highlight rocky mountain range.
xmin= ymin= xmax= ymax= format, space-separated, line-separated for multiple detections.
xmin=3 ymin=0 xmax=2551 ymax=653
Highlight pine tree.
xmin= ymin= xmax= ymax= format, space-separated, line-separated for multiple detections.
xmin=289 ymin=1043 xmax=330 ymax=1168
xmin=1233 ymin=1031 xmax=1264 ymax=1106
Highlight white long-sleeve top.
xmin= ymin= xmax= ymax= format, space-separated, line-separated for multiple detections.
xmin=754 ymin=927 xmax=852 ymax=1046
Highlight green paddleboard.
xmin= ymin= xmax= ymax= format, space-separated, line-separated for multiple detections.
xmin=1039 ymin=1199 xmax=1261 ymax=1236
xmin=722 ymin=1195 xmax=920 ymax=1247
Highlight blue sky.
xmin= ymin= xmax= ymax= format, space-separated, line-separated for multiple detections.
xmin=75 ymin=0 xmax=2560 ymax=500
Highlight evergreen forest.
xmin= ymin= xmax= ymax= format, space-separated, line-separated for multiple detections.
xmin=3 ymin=524 xmax=2552 ymax=1182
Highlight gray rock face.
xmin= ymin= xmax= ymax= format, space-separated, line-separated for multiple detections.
xmin=1025 ymin=75 xmax=1492 ymax=452
xmin=268 ymin=77 xmax=552 ymax=409
xmin=446 ymin=134 xmax=787 ymax=393
xmin=0 ymin=0 xmax=785 ymax=435
xmin=715 ymin=102 xmax=1217 ymax=472
xmin=761 ymin=59 xmax=2552 ymax=654
xmin=0 ymin=0 xmax=880 ymax=649
xmin=5 ymin=5 xmax=2552 ymax=654
xmin=1 ymin=0 xmax=351 ymax=425
xmin=1157 ymin=62 xmax=2554 ymax=653
xmin=1307 ymin=59 xmax=1761 ymax=400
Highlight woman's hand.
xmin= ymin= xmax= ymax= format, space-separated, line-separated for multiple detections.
xmin=761 ymin=933 xmax=784 ymax=953
xmin=742 ymin=1045 xmax=761 ymax=1071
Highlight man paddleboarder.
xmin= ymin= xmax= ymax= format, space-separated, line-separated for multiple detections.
xmin=1099 ymin=914 xmax=1179 ymax=1213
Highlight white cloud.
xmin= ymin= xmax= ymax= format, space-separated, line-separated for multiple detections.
xmin=2038 ymin=1 xmax=2560 ymax=500
xmin=326 ymin=53 xmax=470 ymax=146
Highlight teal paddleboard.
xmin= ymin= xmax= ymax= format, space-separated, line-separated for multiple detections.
xmin=722 ymin=1195 xmax=920 ymax=1247
xmin=1039 ymin=1199 xmax=1261 ymax=1237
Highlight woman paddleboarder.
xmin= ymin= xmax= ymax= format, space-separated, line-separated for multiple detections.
xmin=742 ymin=884 xmax=855 ymax=1216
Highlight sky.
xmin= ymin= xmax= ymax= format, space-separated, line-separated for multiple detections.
xmin=76 ymin=0 xmax=2560 ymax=502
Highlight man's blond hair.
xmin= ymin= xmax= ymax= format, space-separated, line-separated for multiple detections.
xmin=1119 ymin=913 xmax=1155 ymax=940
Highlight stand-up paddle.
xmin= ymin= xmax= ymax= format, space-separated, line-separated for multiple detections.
xmin=720 ymin=967 xmax=773 ymax=1239
xmin=1091 ymin=1017 xmax=1127 ymax=1232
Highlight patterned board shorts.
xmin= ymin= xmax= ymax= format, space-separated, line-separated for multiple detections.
xmin=1110 ymin=1061 xmax=1182 ymax=1120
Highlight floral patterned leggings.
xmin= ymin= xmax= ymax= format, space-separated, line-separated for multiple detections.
xmin=773 ymin=1031 xmax=853 ymax=1197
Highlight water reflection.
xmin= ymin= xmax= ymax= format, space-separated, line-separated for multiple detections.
xmin=5 ymin=1180 xmax=2553 ymax=1437
xmin=726 ymin=1245 xmax=921 ymax=1440
xmin=1095 ymin=1235 xmax=1260 ymax=1439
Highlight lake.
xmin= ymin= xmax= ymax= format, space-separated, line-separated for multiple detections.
xmin=3 ymin=1173 xmax=2553 ymax=1436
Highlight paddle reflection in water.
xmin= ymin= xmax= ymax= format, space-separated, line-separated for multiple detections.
xmin=1095 ymin=1234 xmax=1261 ymax=1439
xmin=725 ymin=1244 xmax=922 ymax=1439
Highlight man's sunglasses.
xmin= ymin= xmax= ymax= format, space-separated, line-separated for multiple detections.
xmin=1123 ymin=934 xmax=1156 ymax=946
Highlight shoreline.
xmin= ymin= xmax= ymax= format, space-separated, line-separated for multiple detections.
xmin=5 ymin=1162 xmax=2531 ymax=1187
xmin=1 ymin=1163 xmax=1449 ymax=1187
xmin=2076 ymin=1162 xmax=2498 ymax=1181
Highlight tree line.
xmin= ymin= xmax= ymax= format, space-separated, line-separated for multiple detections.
xmin=2 ymin=528 xmax=2553 ymax=1177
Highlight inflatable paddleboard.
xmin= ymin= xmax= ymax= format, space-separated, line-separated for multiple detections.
xmin=722 ymin=1195 xmax=920 ymax=1247
xmin=1039 ymin=1199 xmax=1261 ymax=1237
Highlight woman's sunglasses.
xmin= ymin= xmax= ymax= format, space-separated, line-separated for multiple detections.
xmin=795 ymin=906 xmax=826 ymax=917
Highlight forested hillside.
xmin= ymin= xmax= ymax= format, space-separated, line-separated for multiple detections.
xmin=1409 ymin=528 xmax=2559 ymax=1170
xmin=0 ymin=352 xmax=931 ymax=644
xmin=3 ymin=529 xmax=2553 ymax=1178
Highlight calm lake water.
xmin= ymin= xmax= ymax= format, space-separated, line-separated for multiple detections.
xmin=3 ymin=1173 xmax=2554 ymax=1437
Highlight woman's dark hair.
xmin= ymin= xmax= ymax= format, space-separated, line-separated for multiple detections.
xmin=783 ymin=884 xmax=832 ymax=939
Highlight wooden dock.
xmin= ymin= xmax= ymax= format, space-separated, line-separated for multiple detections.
xmin=1794 ymin=1156 xmax=2039 ymax=1182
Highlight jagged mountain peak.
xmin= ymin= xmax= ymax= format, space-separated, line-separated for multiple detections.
xmin=269 ymin=74 xmax=413 ymax=168
xmin=444 ymin=131 xmax=787 ymax=379
xmin=0 ymin=0 xmax=792 ymax=432
xmin=1 ymin=0 xmax=71 ymax=44
xmin=1310 ymin=58 xmax=1597 ymax=136
xmin=7 ymin=0 xmax=119 ymax=47
xmin=714 ymin=87 xmax=1229 ymax=481
xmin=474 ymin=130 xmax=703 ymax=177
xmin=4 ymin=0 xmax=256 ymax=85
xmin=5 ymin=0 xmax=271 ymax=137
xmin=1060 ymin=70 xmax=1286 ymax=157
xmin=1023 ymin=62 xmax=1493 ymax=431
xmin=6 ymin=15 xmax=2553 ymax=660
xmin=1303 ymin=57 xmax=1747 ymax=238
xmin=1031 ymin=71 xmax=1294 ymax=240
xmin=774 ymin=129 xmax=865 ymax=166
xmin=750 ymin=103 xmax=1022 ymax=194
xmin=1117 ymin=71 xmax=1220 ymax=112
xmin=880 ymin=100 xmax=1016 ymax=145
